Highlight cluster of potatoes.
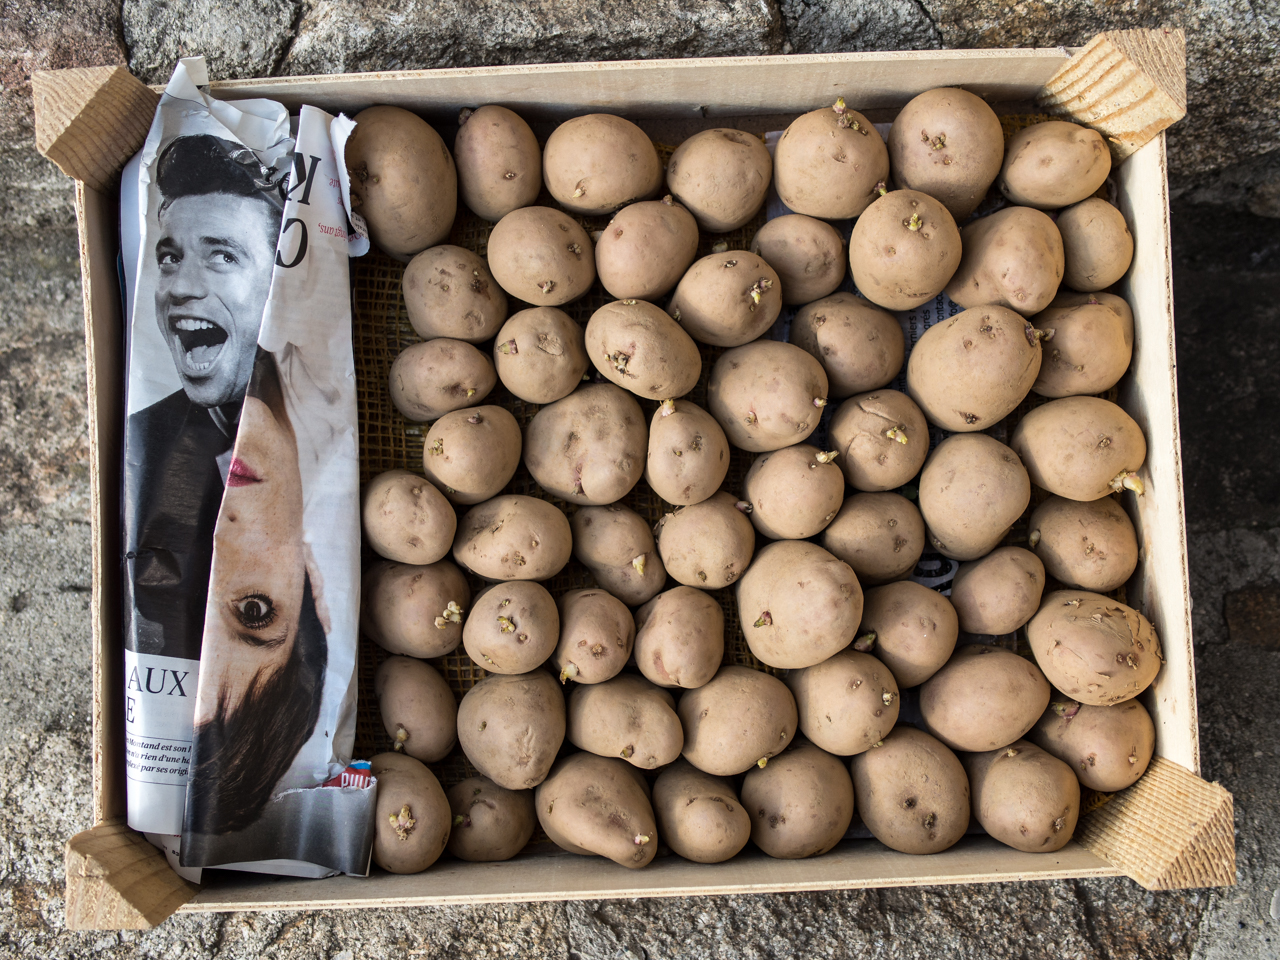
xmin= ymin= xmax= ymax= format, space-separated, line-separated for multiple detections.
xmin=346 ymin=88 xmax=1160 ymax=876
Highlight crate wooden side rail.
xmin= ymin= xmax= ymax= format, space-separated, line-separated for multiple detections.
xmin=35 ymin=28 xmax=1233 ymax=931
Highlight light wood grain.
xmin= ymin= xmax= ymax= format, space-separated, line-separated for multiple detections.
xmin=65 ymin=821 xmax=199 ymax=929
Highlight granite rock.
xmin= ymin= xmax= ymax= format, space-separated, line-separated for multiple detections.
xmin=123 ymin=0 xmax=300 ymax=85
xmin=779 ymin=0 xmax=940 ymax=55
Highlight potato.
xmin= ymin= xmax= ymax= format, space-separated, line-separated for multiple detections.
xmin=633 ymin=586 xmax=725 ymax=689
xmin=945 ymin=207 xmax=1064 ymax=316
xmin=655 ymin=491 xmax=756 ymax=589
xmin=821 ymin=492 xmax=926 ymax=586
xmin=553 ymin=588 xmax=636 ymax=685
xmin=950 ymin=546 xmax=1046 ymax=636
xmin=786 ymin=649 xmax=899 ymax=756
xmin=523 ymin=384 xmax=646 ymax=505
xmin=737 ymin=540 xmax=863 ymax=670
xmin=827 ymin=390 xmax=928 ymax=492
xmin=568 ymin=674 xmax=684 ymax=769
xmin=740 ymin=443 xmax=843 ymax=540
xmin=1058 ymin=198 xmax=1133 ymax=292
xmin=773 ymin=99 xmax=890 ymax=220
xmin=375 ymin=656 xmax=457 ymax=763
xmin=919 ymin=644 xmax=1051 ymax=752
xmin=585 ymin=299 xmax=701 ymax=401
xmin=456 ymin=669 xmax=565 ymax=790
xmin=1029 ymin=698 xmax=1155 ymax=792
xmin=389 ymin=339 xmax=495 ymax=422
xmin=487 ymin=206 xmax=595 ymax=306
xmin=905 ymin=305 xmax=1042 ymax=433
xmin=493 ymin=307 xmax=589 ymax=405
xmin=403 ymin=245 xmax=507 ymax=343
xmin=1026 ymin=590 xmax=1162 ymax=706
xmin=453 ymin=494 xmax=572 ymax=581
xmin=859 ymin=580 xmax=959 ymax=688
xmin=1030 ymin=292 xmax=1134 ymax=399
xmin=421 ymin=405 xmax=521 ymax=505
xmin=741 ymin=741 xmax=855 ymax=859
xmin=1009 ymin=396 xmax=1147 ymax=501
xmin=679 ymin=665 xmax=798 ymax=775
xmin=362 ymin=469 xmax=455 ymax=565
xmin=361 ymin=559 xmax=470 ymax=658
xmin=887 ymin=87 xmax=1004 ymax=221
xmin=645 ymin=399 xmax=730 ymax=507
xmin=1029 ymin=495 xmax=1138 ymax=592
xmin=750 ymin=214 xmax=845 ymax=305
xmin=917 ymin=433 xmax=1031 ymax=561
xmin=848 ymin=189 xmax=962 ymax=311
xmin=543 ymin=114 xmax=662 ymax=215
xmin=850 ymin=726 xmax=970 ymax=855
xmin=668 ymin=251 xmax=782 ymax=348
xmin=371 ymin=752 xmax=452 ymax=873
xmin=346 ymin=106 xmax=456 ymax=258
xmin=453 ymin=104 xmax=541 ymax=222
xmin=596 ymin=197 xmax=699 ymax=300
xmin=653 ymin=760 xmax=751 ymax=863
xmin=965 ymin=740 xmax=1080 ymax=853
xmin=666 ymin=128 xmax=772 ymax=232
xmin=707 ymin=340 xmax=829 ymax=452
xmin=462 ymin=581 xmax=559 ymax=674
xmin=535 ymin=752 xmax=658 ymax=868
xmin=570 ymin=503 xmax=666 ymax=606
xmin=791 ymin=292 xmax=904 ymax=399
xmin=446 ymin=775 xmax=536 ymax=862
xmin=1000 ymin=120 xmax=1110 ymax=210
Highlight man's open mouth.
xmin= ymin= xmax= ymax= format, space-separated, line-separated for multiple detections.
xmin=170 ymin=317 xmax=229 ymax=372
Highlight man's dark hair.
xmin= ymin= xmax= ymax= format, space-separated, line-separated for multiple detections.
xmin=155 ymin=134 xmax=286 ymax=217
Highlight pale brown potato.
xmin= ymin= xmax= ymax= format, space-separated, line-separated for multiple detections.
xmin=346 ymin=106 xmax=456 ymax=258
xmin=917 ymin=433 xmax=1031 ymax=561
xmin=487 ymin=206 xmax=595 ymax=306
xmin=742 ymin=443 xmax=844 ymax=540
xmin=741 ymin=741 xmax=855 ymax=859
xmin=668 ymin=251 xmax=782 ymax=347
xmin=919 ymin=644 xmax=1051 ymax=752
xmin=774 ymin=100 xmax=890 ymax=220
xmin=543 ymin=114 xmax=663 ymax=215
xmin=666 ymin=128 xmax=773 ymax=232
xmin=456 ymin=669 xmax=565 ymax=790
xmin=950 ymin=546 xmax=1046 ymax=636
xmin=362 ymin=469 xmax=456 ymax=565
xmin=1000 ymin=120 xmax=1110 ymax=210
xmin=821 ymin=492 xmax=926 ymax=586
xmin=888 ymin=87 xmax=1004 ymax=221
xmin=453 ymin=104 xmax=541 ymax=222
xmin=552 ymin=588 xmax=636 ymax=685
xmin=371 ymin=752 xmax=452 ymax=873
xmin=524 ymin=383 xmax=647 ymax=505
xmin=655 ymin=491 xmax=756 ymax=589
xmin=965 ymin=740 xmax=1080 ymax=853
xmin=596 ymin=198 xmax=699 ymax=301
xmin=421 ymin=405 xmax=522 ymax=505
xmin=653 ymin=760 xmax=751 ymax=863
xmin=1030 ymin=292 xmax=1134 ymax=399
xmin=446 ymin=775 xmax=536 ymax=862
xmin=361 ymin=559 xmax=470 ymax=659
xmin=750 ymin=214 xmax=846 ymax=305
xmin=403 ymin=245 xmax=507 ymax=343
xmin=945 ymin=207 xmax=1065 ymax=316
xmin=679 ymin=665 xmax=798 ymax=775
xmin=633 ymin=586 xmax=725 ymax=690
xmin=827 ymin=390 xmax=929 ymax=492
xmin=850 ymin=726 xmax=971 ymax=855
xmin=462 ymin=581 xmax=559 ymax=674
xmin=585 ymin=299 xmax=701 ymax=401
xmin=570 ymin=503 xmax=666 ymax=606
xmin=786 ymin=649 xmax=900 ymax=756
xmin=707 ymin=340 xmax=829 ymax=452
xmin=1058 ymin=198 xmax=1133 ymax=292
xmin=388 ymin=339 xmax=495 ymax=422
xmin=1026 ymin=590 xmax=1162 ymax=706
xmin=859 ymin=580 xmax=959 ymax=688
xmin=737 ymin=540 xmax=863 ymax=670
xmin=791 ymin=292 xmax=904 ymax=399
xmin=848 ymin=189 xmax=962 ymax=311
xmin=1010 ymin=396 xmax=1147 ymax=501
xmin=535 ymin=752 xmax=658 ymax=868
xmin=492 ymin=306 xmax=589 ymax=405
xmin=568 ymin=674 xmax=684 ymax=769
xmin=1029 ymin=698 xmax=1155 ymax=792
xmin=375 ymin=656 xmax=457 ymax=764
xmin=1028 ymin=495 xmax=1138 ymax=592
xmin=452 ymin=495 xmax=573 ymax=581
xmin=645 ymin=399 xmax=731 ymax=507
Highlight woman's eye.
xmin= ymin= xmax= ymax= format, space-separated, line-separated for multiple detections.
xmin=233 ymin=594 xmax=276 ymax=629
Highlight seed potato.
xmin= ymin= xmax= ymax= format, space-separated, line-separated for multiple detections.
xmin=919 ymin=644 xmax=1051 ymax=752
xmin=786 ymin=649 xmax=900 ymax=756
xmin=1010 ymin=396 xmax=1147 ymax=501
xmin=645 ymin=399 xmax=731 ymax=507
xmin=553 ymin=588 xmax=636 ymax=685
xmin=653 ymin=760 xmax=751 ymax=863
xmin=452 ymin=494 xmax=573 ymax=581
xmin=585 ymin=299 xmax=701 ymax=401
xmin=666 ymin=128 xmax=773 ymax=232
xmin=655 ymin=491 xmax=756 ymax=589
xmin=1030 ymin=292 xmax=1134 ymax=399
xmin=374 ymin=656 xmax=457 ymax=763
xmin=742 ymin=443 xmax=844 ymax=540
xmin=633 ymin=586 xmax=725 ymax=690
xmin=456 ymin=669 xmax=566 ymax=790
xmin=791 ymin=293 xmax=904 ymax=399
xmin=446 ymin=775 xmax=537 ymax=862
xmin=1000 ymin=120 xmax=1111 ymax=210
xmin=750 ymin=214 xmax=846 ymax=305
xmin=462 ymin=581 xmax=560 ymax=674
xmin=1029 ymin=495 xmax=1139 ymax=592
xmin=707 ymin=340 xmax=829 ymax=452
xmin=371 ymin=752 xmax=452 ymax=873
xmin=493 ymin=306 xmax=589 ymax=404
xmin=950 ymin=546 xmax=1046 ymax=636
xmin=568 ymin=674 xmax=684 ymax=769
xmin=917 ymin=433 xmax=1031 ymax=561
xmin=421 ymin=405 xmax=521 ymax=505
xmin=403 ymin=245 xmax=507 ymax=343
xmin=453 ymin=104 xmax=541 ymax=222
xmin=741 ymin=741 xmax=855 ymax=859
xmin=1029 ymin=698 xmax=1155 ymax=792
xmin=668 ymin=252 xmax=782 ymax=347
xmin=1058 ymin=198 xmax=1133 ymax=292
xmin=827 ymin=390 xmax=929 ymax=491
xmin=535 ymin=752 xmax=658 ymax=868
xmin=543 ymin=114 xmax=663 ymax=215
xmin=774 ymin=100 xmax=890 ymax=220
xmin=859 ymin=580 xmax=959 ymax=688
xmin=821 ymin=492 xmax=926 ymax=586
xmin=596 ymin=198 xmax=699 ymax=300
xmin=487 ymin=206 xmax=595 ymax=306
xmin=388 ymin=339 xmax=496 ymax=422
xmin=965 ymin=740 xmax=1080 ymax=853
xmin=361 ymin=559 xmax=470 ymax=658
xmin=679 ymin=665 xmax=798 ymax=775
xmin=848 ymin=189 xmax=962 ymax=311
xmin=362 ymin=469 xmax=456 ymax=565
xmin=570 ymin=503 xmax=666 ymax=606
xmin=945 ymin=207 xmax=1065 ymax=316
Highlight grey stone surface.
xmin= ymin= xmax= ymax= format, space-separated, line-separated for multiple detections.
xmin=779 ymin=0 xmax=940 ymax=55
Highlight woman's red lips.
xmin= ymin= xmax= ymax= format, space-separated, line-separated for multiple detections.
xmin=227 ymin=457 xmax=262 ymax=487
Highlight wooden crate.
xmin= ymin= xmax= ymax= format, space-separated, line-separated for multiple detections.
xmin=34 ymin=29 xmax=1234 ymax=930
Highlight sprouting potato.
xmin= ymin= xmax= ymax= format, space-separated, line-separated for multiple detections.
xmin=750 ymin=214 xmax=846 ymax=305
xmin=820 ymin=492 xmax=926 ymax=586
xmin=666 ymin=128 xmax=773 ymax=232
xmin=487 ymin=206 xmax=596 ymax=306
xmin=421 ymin=405 xmax=522 ymax=505
xmin=827 ymin=390 xmax=928 ymax=492
xmin=655 ymin=491 xmax=756 ymax=589
xmin=551 ymin=588 xmax=635 ymax=685
xmin=388 ymin=339 xmax=495 ymax=422
xmin=371 ymin=752 xmax=452 ymax=873
xmin=375 ymin=656 xmax=457 ymax=763
xmin=402 ymin=245 xmax=507 ymax=343
xmin=707 ymin=340 xmax=829 ymax=452
xmin=361 ymin=469 xmax=455 ymax=565
xmin=462 ymin=581 xmax=559 ymax=674
xmin=791 ymin=293 xmax=904 ymax=400
xmin=633 ymin=586 xmax=725 ymax=690
xmin=570 ymin=503 xmax=666 ymax=606
xmin=453 ymin=104 xmax=541 ymax=222
xmin=742 ymin=443 xmax=845 ymax=540
xmin=361 ymin=559 xmax=470 ymax=659
xmin=644 ymin=399 xmax=731 ymax=507
xmin=668 ymin=251 xmax=782 ymax=348
xmin=773 ymin=98 xmax=890 ymax=220
xmin=543 ymin=114 xmax=663 ymax=216
xmin=595 ymin=197 xmax=699 ymax=301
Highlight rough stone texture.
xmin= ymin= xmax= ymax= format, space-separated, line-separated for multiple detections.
xmin=123 ymin=0 xmax=300 ymax=85
xmin=779 ymin=0 xmax=940 ymax=55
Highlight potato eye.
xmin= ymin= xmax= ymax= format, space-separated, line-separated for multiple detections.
xmin=233 ymin=594 xmax=276 ymax=629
